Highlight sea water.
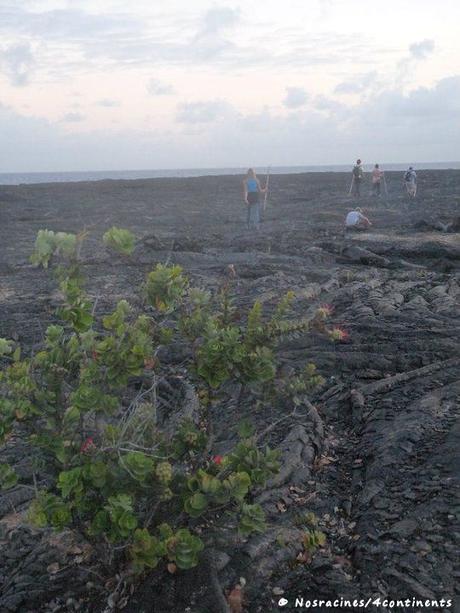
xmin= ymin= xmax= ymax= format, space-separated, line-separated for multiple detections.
xmin=1 ymin=162 xmax=459 ymax=186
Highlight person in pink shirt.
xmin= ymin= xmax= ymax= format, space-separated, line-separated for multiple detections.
xmin=372 ymin=164 xmax=384 ymax=196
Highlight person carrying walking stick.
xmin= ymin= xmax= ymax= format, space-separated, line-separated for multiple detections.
xmin=350 ymin=159 xmax=364 ymax=197
xmin=243 ymin=168 xmax=267 ymax=232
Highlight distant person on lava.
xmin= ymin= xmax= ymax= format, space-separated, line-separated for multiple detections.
xmin=372 ymin=164 xmax=384 ymax=196
xmin=345 ymin=207 xmax=372 ymax=231
xmin=243 ymin=168 xmax=267 ymax=231
xmin=351 ymin=159 xmax=364 ymax=197
xmin=404 ymin=166 xmax=417 ymax=198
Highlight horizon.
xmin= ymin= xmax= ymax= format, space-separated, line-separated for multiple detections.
xmin=2 ymin=160 xmax=460 ymax=186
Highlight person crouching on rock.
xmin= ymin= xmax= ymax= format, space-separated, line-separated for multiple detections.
xmin=372 ymin=164 xmax=384 ymax=196
xmin=345 ymin=207 xmax=372 ymax=231
xmin=243 ymin=168 xmax=267 ymax=231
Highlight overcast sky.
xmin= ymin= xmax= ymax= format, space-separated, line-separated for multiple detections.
xmin=1 ymin=0 xmax=460 ymax=172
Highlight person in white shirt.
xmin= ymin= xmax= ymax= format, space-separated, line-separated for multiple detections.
xmin=345 ymin=207 xmax=372 ymax=230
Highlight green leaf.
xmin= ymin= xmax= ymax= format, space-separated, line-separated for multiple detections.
xmin=166 ymin=529 xmax=204 ymax=570
xmin=0 ymin=464 xmax=18 ymax=490
xmin=57 ymin=467 xmax=83 ymax=499
xmin=85 ymin=462 xmax=108 ymax=488
xmin=223 ymin=472 xmax=251 ymax=501
xmin=0 ymin=338 xmax=13 ymax=357
xmin=239 ymin=503 xmax=266 ymax=537
xmin=130 ymin=528 xmax=165 ymax=573
xmin=184 ymin=492 xmax=208 ymax=517
xmin=123 ymin=451 xmax=155 ymax=483
xmin=238 ymin=419 xmax=255 ymax=439
xmin=107 ymin=494 xmax=133 ymax=512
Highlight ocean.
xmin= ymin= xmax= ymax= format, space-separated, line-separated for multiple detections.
xmin=1 ymin=162 xmax=459 ymax=186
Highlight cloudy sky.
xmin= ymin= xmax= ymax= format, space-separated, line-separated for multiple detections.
xmin=1 ymin=0 xmax=460 ymax=172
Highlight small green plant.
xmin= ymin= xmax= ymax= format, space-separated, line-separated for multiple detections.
xmin=226 ymin=440 xmax=281 ymax=486
xmin=30 ymin=229 xmax=78 ymax=268
xmin=276 ymin=363 xmax=325 ymax=405
xmin=302 ymin=529 xmax=326 ymax=554
xmin=239 ymin=503 xmax=266 ymax=536
xmin=0 ymin=338 xmax=13 ymax=357
xmin=144 ymin=264 xmax=188 ymax=312
xmin=103 ymin=227 xmax=136 ymax=256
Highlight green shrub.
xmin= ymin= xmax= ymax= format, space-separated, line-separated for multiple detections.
xmin=144 ymin=264 xmax=187 ymax=312
xmin=0 ymin=228 xmax=325 ymax=580
xmin=103 ymin=226 xmax=136 ymax=256
xmin=30 ymin=229 xmax=78 ymax=268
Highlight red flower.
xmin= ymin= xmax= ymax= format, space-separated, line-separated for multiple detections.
xmin=316 ymin=304 xmax=334 ymax=320
xmin=329 ymin=327 xmax=349 ymax=342
xmin=212 ymin=455 xmax=224 ymax=465
xmin=80 ymin=437 xmax=95 ymax=453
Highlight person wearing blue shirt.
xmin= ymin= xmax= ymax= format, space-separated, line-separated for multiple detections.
xmin=243 ymin=168 xmax=267 ymax=231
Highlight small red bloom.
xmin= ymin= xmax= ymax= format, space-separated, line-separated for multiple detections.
xmin=316 ymin=304 xmax=334 ymax=320
xmin=80 ymin=437 xmax=95 ymax=453
xmin=329 ymin=327 xmax=349 ymax=342
xmin=212 ymin=455 xmax=224 ymax=465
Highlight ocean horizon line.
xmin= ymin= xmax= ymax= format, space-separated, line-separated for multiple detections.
xmin=1 ymin=161 xmax=460 ymax=186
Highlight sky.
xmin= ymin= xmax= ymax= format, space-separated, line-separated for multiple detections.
xmin=1 ymin=0 xmax=460 ymax=172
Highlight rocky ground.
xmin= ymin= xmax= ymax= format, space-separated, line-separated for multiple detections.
xmin=0 ymin=170 xmax=459 ymax=612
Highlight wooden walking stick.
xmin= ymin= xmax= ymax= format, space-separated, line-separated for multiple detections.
xmin=263 ymin=166 xmax=271 ymax=212
xmin=383 ymin=175 xmax=388 ymax=196
xmin=348 ymin=175 xmax=354 ymax=195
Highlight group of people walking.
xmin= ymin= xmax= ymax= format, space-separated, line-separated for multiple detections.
xmin=350 ymin=159 xmax=417 ymax=199
xmin=242 ymin=161 xmax=419 ymax=232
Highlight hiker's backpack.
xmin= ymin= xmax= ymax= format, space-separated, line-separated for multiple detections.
xmin=404 ymin=171 xmax=412 ymax=182
xmin=353 ymin=165 xmax=362 ymax=179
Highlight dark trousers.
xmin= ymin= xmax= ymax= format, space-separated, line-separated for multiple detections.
xmin=372 ymin=181 xmax=381 ymax=196
xmin=353 ymin=178 xmax=362 ymax=197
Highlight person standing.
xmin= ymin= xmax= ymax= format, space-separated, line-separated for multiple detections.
xmin=372 ymin=164 xmax=384 ymax=196
xmin=352 ymin=159 xmax=364 ymax=197
xmin=404 ymin=166 xmax=417 ymax=198
xmin=243 ymin=168 xmax=266 ymax=231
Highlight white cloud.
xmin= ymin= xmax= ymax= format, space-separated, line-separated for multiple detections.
xmin=283 ymin=87 xmax=308 ymax=109
xmin=0 ymin=3 xmax=394 ymax=76
xmin=0 ymin=42 xmax=35 ymax=86
xmin=176 ymin=100 xmax=232 ymax=124
xmin=2 ymin=75 xmax=459 ymax=172
xmin=96 ymin=98 xmax=120 ymax=107
xmin=409 ymin=39 xmax=435 ymax=60
xmin=61 ymin=112 xmax=85 ymax=123
xmin=147 ymin=79 xmax=175 ymax=96
xmin=335 ymin=71 xmax=378 ymax=95
xmin=200 ymin=6 xmax=240 ymax=35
